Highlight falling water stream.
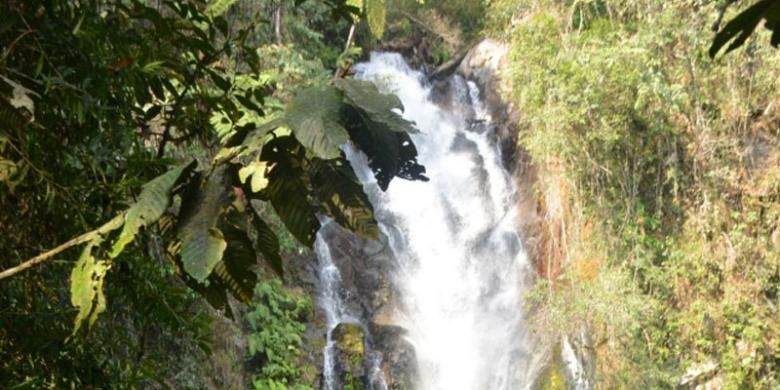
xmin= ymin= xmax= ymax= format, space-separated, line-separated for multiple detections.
xmin=317 ymin=53 xmax=538 ymax=390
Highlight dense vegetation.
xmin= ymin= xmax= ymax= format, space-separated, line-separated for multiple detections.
xmin=0 ymin=0 xmax=426 ymax=387
xmin=487 ymin=0 xmax=780 ymax=387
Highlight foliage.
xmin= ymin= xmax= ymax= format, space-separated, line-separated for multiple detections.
xmin=246 ymin=279 xmax=313 ymax=390
xmin=367 ymin=0 xmax=387 ymax=39
xmin=491 ymin=0 xmax=780 ymax=387
xmin=0 ymin=0 xmax=413 ymax=386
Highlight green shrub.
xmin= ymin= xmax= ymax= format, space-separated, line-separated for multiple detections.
xmin=247 ymin=280 xmax=313 ymax=390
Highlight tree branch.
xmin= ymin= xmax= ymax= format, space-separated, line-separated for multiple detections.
xmin=0 ymin=214 xmax=124 ymax=281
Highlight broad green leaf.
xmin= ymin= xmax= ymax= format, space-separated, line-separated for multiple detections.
xmin=366 ymin=0 xmax=386 ymax=39
xmin=70 ymin=238 xmax=109 ymax=334
xmin=205 ymin=0 xmax=239 ymax=17
xmin=312 ymin=158 xmax=379 ymax=240
xmin=250 ymin=209 xmax=283 ymax=277
xmin=215 ymin=218 xmax=258 ymax=302
xmin=285 ymin=85 xmax=348 ymax=160
xmin=177 ymin=167 xmax=232 ymax=282
xmin=110 ymin=160 xmax=196 ymax=258
xmin=260 ymin=136 xmax=320 ymax=247
xmin=343 ymin=106 xmax=428 ymax=190
xmin=336 ymin=78 xmax=417 ymax=133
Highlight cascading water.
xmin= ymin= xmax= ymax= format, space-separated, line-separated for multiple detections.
xmin=317 ymin=52 xmax=538 ymax=389
xmin=316 ymin=235 xmax=351 ymax=390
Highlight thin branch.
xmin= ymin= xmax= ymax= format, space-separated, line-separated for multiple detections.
xmin=0 ymin=29 xmax=35 ymax=65
xmin=0 ymin=214 xmax=124 ymax=281
xmin=344 ymin=24 xmax=357 ymax=53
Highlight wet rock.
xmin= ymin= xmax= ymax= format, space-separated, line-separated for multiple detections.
xmin=333 ymin=323 xmax=367 ymax=389
xmin=317 ymin=222 xmax=399 ymax=323
xmin=456 ymin=39 xmax=518 ymax=172
xmin=371 ymin=325 xmax=418 ymax=390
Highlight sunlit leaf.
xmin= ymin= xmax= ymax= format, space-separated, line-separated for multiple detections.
xmin=70 ymin=238 xmax=109 ymax=333
xmin=110 ymin=160 xmax=196 ymax=258
xmin=239 ymin=160 xmax=270 ymax=193
xmin=205 ymin=0 xmax=240 ymax=17
xmin=366 ymin=0 xmax=386 ymax=39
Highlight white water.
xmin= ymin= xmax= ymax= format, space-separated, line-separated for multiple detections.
xmin=316 ymin=236 xmax=351 ymax=390
xmin=318 ymin=53 xmax=537 ymax=389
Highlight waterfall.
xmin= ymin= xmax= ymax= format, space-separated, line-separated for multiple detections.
xmin=317 ymin=52 xmax=537 ymax=390
xmin=316 ymin=236 xmax=350 ymax=390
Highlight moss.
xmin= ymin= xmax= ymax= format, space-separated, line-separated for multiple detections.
xmin=537 ymin=343 xmax=568 ymax=390
xmin=333 ymin=323 xmax=365 ymax=369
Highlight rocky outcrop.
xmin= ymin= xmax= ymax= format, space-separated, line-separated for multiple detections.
xmin=371 ymin=325 xmax=418 ymax=390
xmin=456 ymin=40 xmax=518 ymax=169
xmin=332 ymin=323 xmax=367 ymax=389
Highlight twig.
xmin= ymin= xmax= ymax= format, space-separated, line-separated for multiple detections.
xmin=0 ymin=214 xmax=124 ymax=281
xmin=0 ymin=29 xmax=35 ymax=65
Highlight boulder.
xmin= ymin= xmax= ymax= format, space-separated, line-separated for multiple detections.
xmin=332 ymin=323 xmax=367 ymax=389
xmin=371 ymin=325 xmax=419 ymax=390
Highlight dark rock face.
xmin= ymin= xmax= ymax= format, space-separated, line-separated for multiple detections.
xmin=371 ymin=325 xmax=418 ymax=390
xmin=317 ymin=222 xmax=397 ymax=323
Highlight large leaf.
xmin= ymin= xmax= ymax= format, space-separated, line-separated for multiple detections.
xmin=110 ymin=160 xmax=196 ymax=258
xmin=260 ymin=136 xmax=320 ymax=247
xmin=165 ymin=231 xmax=234 ymax=317
xmin=285 ymin=85 xmax=348 ymax=160
xmin=366 ymin=0 xmax=386 ymax=39
xmin=710 ymin=0 xmax=777 ymax=58
xmin=70 ymin=238 xmax=109 ymax=334
xmin=336 ymin=78 xmax=417 ymax=134
xmin=177 ymin=167 xmax=232 ymax=282
xmin=311 ymin=158 xmax=379 ymax=240
xmin=215 ymin=217 xmax=258 ymax=302
xmin=343 ymin=106 xmax=428 ymax=190
xmin=205 ymin=0 xmax=239 ymax=17
xmin=250 ymin=208 xmax=284 ymax=277
xmin=69 ymin=216 xmax=124 ymax=334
